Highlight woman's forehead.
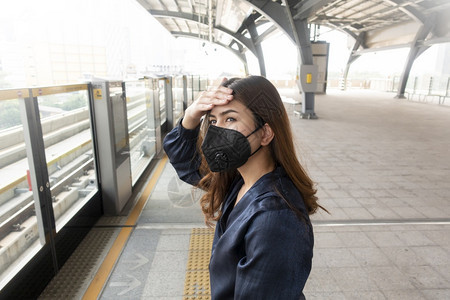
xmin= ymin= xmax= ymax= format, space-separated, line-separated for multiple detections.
xmin=210 ymin=100 xmax=252 ymax=117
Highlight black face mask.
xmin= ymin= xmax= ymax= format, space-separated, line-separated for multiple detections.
xmin=201 ymin=124 xmax=263 ymax=172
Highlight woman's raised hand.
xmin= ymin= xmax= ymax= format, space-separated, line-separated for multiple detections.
xmin=182 ymin=84 xmax=233 ymax=129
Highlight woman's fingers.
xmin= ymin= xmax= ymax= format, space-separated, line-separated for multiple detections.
xmin=198 ymin=87 xmax=233 ymax=105
xmin=198 ymin=103 xmax=213 ymax=111
xmin=182 ymin=85 xmax=233 ymax=129
xmin=199 ymin=87 xmax=233 ymax=103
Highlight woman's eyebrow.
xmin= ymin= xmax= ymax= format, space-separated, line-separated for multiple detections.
xmin=209 ymin=109 xmax=238 ymax=118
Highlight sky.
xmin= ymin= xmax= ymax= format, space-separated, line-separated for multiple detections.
xmin=0 ymin=0 xmax=448 ymax=87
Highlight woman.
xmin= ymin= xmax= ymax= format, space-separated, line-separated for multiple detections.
xmin=163 ymin=76 xmax=324 ymax=299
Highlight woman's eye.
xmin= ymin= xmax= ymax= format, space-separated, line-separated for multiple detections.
xmin=209 ymin=119 xmax=217 ymax=125
xmin=226 ymin=117 xmax=236 ymax=122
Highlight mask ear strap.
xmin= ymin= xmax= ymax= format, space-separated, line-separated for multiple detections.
xmin=247 ymin=121 xmax=265 ymax=156
xmin=245 ymin=122 xmax=264 ymax=138
xmin=250 ymin=144 xmax=262 ymax=156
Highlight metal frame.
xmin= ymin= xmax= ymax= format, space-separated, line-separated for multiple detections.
xmin=136 ymin=0 xmax=450 ymax=108
xmin=0 ymin=85 xmax=102 ymax=299
xmin=19 ymin=90 xmax=58 ymax=265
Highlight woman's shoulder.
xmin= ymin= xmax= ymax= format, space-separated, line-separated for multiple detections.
xmin=252 ymin=167 xmax=306 ymax=210
xmin=246 ymin=196 xmax=313 ymax=240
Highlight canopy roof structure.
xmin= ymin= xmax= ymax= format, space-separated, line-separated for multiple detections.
xmin=136 ymin=0 xmax=449 ymax=54
xmin=136 ymin=0 xmax=450 ymax=117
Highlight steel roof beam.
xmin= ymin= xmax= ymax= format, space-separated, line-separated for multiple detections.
xmin=420 ymin=35 xmax=450 ymax=46
xmin=232 ymin=12 xmax=267 ymax=75
xmin=342 ymin=2 xmax=386 ymax=20
xmin=149 ymin=9 xmax=208 ymax=23
xmin=342 ymin=31 xmax=366 ymax=90
xmin=383 ymin=0 xmax=426 ymax=24
xmin=244 ymin=0 xmax=296 ymax=43
xmin=246 ymin=14 xmax=266 ymax=76
xmin=156 ymin=0 xmax=168 ymax=10
xmin=396 ymin=15 xmax=435 ymax=98
xmin=215 ymin=25 xmax=258 ymax=54
xmin=254 ymin=25 xmax=278 ymax=45
xmin=326 ymin=21 xmax=361 ymax=42
xmin=173 ymin=0 xmax=182 ymax=12
xmin=149 ymin=9 xmax=258 ymax=56
xmin=235 ymin=11 xmax=276 ymax=46
xmin=293 ymin=0 xmax=336 ymax=20
xmin=171 ymin=31 xmax=247 ymax=63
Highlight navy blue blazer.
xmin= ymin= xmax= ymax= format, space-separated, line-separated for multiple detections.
xmin=163 ymin=122 xmax=313 ymax=299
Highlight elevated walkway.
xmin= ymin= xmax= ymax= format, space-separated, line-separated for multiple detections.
xmin=40 ymin=89 xmax=450 ymax=299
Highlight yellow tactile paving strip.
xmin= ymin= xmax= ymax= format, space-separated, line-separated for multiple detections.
xmin=183 ymin=228 xmax=215 ymax=300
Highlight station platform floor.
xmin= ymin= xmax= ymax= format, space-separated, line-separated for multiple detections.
xmin=39 ymin=88 xmax=450 ymax=299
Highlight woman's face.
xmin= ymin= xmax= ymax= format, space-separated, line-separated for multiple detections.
xmin=208 ymin=100 xmax=259 ymax=136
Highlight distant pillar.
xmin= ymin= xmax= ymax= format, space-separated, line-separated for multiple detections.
xmin=342 ymin=32 xmax=366 ymax=90
xmin=293 ymin=20 xmax=317 ymax=119
xmin=395 ymin=20 xmax=433 ymax=98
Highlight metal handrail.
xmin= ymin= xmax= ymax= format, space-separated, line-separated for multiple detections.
xmin=0 ymin=84 xmax=88 ymax=102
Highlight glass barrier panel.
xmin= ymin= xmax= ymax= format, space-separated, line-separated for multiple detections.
xmin=145 ymin=80 xmax=158 ymax=158
xmin=432 ymin=76 xmax=449 ymax=96
xmin=405 ymin=76 xmax=417 ymax=94
xmin=186 ymin=76 xmax=194 ymax=106
xmin=0 ymin=91 xmax=42 ymax=288
xmin=191 ymin=76 xmax=200 ymax=103
xmin=200 ymin=77 xmax=208 ymax=91
xmin=125 ymin=81 xmax=156 ymax=185
xmin=158 ymin=79 xmax=166 ymax=126
xmin=192 ymin=76 xmax=200 ymax=92
xmin=415 ymin=76 xmax=431 ymax=95
xmin=34 ymin=86 xmax=98 ymax=232
xmin=172 ymin=76 xmax=184 ymax=127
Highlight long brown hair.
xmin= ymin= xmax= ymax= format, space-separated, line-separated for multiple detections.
xmin=196 ymin=76 xmax=325 ymax=225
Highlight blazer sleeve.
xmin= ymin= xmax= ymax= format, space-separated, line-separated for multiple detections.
xmin=163 ymin=120 xmax=203 ymax=186
xmin=235 ymin=209 xmax=313 ymax=299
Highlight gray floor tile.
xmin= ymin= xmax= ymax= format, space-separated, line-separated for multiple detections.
xmin=412 ymin=246 xmax=450 ymax=266
xmin=421 ymin=289 xmax=450 ymax=300
xmin=380 ymin=246 xmax=428 ymax=267
xmin=366 ymin=266 xmax=415 ymax=290
xmin=399 ymin=265 xmax=450 ymax=289
xmin=349 ymin=247 xmax=392 ymax=267
xmin=366 ymin=231 xmax=406 ymax=247
xmin=330 ymin=267 xmax=378 ymax=291
xmin=314 ymin=232 xmax=346 ymax=248
xmin=305 ymin=267 xmax=342 ymax=292
xmin=336 ymin=231 xmax=377 ymax=248
xmin=382 ymin=289 xmax=427 ymax=300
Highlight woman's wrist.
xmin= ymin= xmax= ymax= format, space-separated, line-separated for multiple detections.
xmin=181 ymin=113 xmax=201 ymax=129
xmin=178 ymin=117 xmax=200 ymax=140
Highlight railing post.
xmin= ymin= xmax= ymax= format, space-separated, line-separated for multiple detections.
xmin=446 ymin=77 xmax=450 ymax=97
xmin=164 ymin=77 xmax=174 ymax=130
xmin=413 ymin=76 xmax=418 ymax=94
xmin=19 ymin=89 xmax=58 ymax=270
xmin=182 ymin=75 xmax=188 ymax=111
xmin=428 ymin=77 xmax=433 ymax=95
